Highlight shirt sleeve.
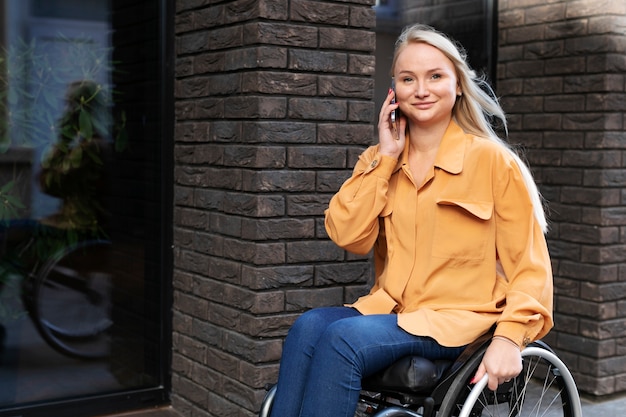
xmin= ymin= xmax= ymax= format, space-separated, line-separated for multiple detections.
xmin=324 ymin=145 xmax=398 ymax=255
xmin=492 ymin=155 xmax=554 ymax=348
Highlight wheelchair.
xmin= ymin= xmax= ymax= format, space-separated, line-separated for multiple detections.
xmin=258 ymin=331 xmax=583 ymax=417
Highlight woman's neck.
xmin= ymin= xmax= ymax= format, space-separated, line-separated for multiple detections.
xmin=407 ymin=117 xmax=451 ymax=153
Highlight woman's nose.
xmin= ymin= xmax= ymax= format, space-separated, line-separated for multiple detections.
xmin=413 ymin=81 xmax=430 ymax=97
xmin=414 ymin=80 xmax=429 ymax=97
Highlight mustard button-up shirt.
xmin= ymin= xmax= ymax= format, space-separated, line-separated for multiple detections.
xmin=325 ymin=121 xmax=553 ymax=348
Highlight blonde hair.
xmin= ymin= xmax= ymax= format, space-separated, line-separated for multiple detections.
xmin=392 ymin=24 xmax=548 ymax=233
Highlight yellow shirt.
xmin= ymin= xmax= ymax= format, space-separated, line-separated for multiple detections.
xmin=324 ymin=121 xmax=553 ymax=348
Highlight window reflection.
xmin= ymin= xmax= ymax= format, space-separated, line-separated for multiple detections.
xmin=0 ymin=0 xmax=161 ymax=412
xmin=39 ymin=79 xmax=115 ymax=236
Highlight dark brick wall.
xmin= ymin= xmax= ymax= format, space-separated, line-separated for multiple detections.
xmin=497 ymin=0 xmax=626 ymax=397
xmin=172 ymin=1 xmax=376 ymax=415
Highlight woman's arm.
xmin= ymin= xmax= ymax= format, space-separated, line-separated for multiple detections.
xmin=325 ymin=88 xmax=408 ymax=254
xmin=492 ymin=156 xmax=553 ymax=346
xmin=324 ymin=146 xmax=398 ymax=255
xmin=474 ymin=152 xmax=553 ymax=390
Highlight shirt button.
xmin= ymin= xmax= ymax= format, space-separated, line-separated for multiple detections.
xmin=522 ymin=337 xmax=531 ymax=347
xmin=370 ymin=160 xmax=378 ymax=169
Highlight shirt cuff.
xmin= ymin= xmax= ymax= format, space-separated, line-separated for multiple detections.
xmin=363 ymin=153 xmax=398 ymax=178
xmin=494 ymin=322 xmax=533 ymax=349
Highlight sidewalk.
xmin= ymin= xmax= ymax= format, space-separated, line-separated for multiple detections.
xmin=581 ymin=392 xmax=626 ymax=415
xmin=102 ymin=395 xmax=626 ymax=417
xmin=98 ymin=407 xmax=179 ymax=417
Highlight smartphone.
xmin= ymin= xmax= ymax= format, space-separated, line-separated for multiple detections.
xmin=390 ymin=79 xmax=398 ymax=123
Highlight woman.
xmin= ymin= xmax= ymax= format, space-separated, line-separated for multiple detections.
xmin=269 ymin=24 xmax=553 ymax=417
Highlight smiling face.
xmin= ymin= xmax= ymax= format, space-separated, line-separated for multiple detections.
xmin=393 ymin=42 xmax=461 ymax=129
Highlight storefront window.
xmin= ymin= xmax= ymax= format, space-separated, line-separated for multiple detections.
xmin=0 ymin=0 xmax=171 ymax=415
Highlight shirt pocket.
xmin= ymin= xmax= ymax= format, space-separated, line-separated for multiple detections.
xmin=432 ymin=198 xmax=493 ymax=262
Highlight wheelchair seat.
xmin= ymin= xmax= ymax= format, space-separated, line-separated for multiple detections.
xmin=362 ymin=329 xmax=493 ymax=396
xmin=362 ymin=356 xmax=453 ymax=394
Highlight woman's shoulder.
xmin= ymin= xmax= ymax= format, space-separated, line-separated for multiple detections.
xmin=465 ymin=134 xmax=518 ymax=166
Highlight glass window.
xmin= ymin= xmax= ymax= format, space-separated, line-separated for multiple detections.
xmin=0 ymin=0 xmax=170 ymax=415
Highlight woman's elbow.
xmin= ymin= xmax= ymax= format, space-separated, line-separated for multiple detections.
xmin=327 ymin=230 xmax=375 ymax=256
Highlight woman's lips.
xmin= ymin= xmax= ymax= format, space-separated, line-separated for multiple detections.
xmin=413 ymin=101 xmax=435 ymax=110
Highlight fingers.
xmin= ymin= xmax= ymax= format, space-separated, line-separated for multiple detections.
xmin=472 ymin=356 xmax=520 ymax=391
xmin=471 ymin=363 xmax=486 ymax=385
xmin=472 ymin=369 xmax=511 ymax=391
xmin=473 ymin=337 xmax=523 ymax=391
xmin=488 ymin=374 xmax=500 ymax=391
xmin=379 ymin=88 xmax=399 ymax=128
xmin=378 ymin=89 xmax=404 ymax=158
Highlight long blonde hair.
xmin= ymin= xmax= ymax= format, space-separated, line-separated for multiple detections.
xmin=391 ymin=24 xmax=548 ymax=232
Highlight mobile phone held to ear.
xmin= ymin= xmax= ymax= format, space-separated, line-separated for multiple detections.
xmin=390 ymin=78 xmax=398 ymax=123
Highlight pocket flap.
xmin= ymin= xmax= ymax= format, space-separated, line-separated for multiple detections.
xmin=436 ymin=199 xmax=493 ymax=220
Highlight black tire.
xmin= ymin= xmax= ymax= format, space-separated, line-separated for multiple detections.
xmin=30 ymin=240 xmax=114 ymax=359
xmin=438 ymin=342 xmax=582 ymax=417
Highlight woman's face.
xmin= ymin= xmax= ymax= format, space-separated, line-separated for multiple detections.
xmin=393 ymin=42 xmax=461 ymax=128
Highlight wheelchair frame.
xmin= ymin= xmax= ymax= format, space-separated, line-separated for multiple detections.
xmin=258 ymin=338 xmax=582 ymax=417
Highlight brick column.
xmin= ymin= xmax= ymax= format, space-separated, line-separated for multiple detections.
xmin=498 ymin=0 xmax=626 ymax=397
xmin=172 ymin=1 xmax=376 ymax=415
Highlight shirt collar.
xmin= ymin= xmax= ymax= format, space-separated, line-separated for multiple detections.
xmin=395 ymin=119 xmax=467 ymax=175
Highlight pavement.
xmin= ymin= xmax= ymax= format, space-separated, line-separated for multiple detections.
xmin=581 ymin=393 xmax=626 ymax=415
xmin=98 ymin=407 xmax=180 ymax=417
xmin=99 ymin=396 xmax=626 ymax=417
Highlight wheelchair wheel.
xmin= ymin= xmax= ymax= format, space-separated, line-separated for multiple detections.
xmin=30 ymin=240 xmax=114 ymax=360
xmin=259 ymin=384 xmax=276 ymax=417
xmin=258 ymin=383 xmax=423 ymax=417
xmin=438 ymin=342 xmax=582 ymax=417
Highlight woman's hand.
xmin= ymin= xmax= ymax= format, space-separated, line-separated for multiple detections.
xmin=472 ymin=337 xmax=522 ymax=391
xmin=378 ymin=88 xmax=406 ymax=159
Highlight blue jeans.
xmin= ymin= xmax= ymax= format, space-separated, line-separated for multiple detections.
xmin=269 ymin=307 xmax=466 ymax=417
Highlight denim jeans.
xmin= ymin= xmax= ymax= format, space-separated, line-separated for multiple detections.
xmin=269 ymin=307 xmax=466 ymax=417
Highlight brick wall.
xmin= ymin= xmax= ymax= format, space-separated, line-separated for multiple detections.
xmin=497 ymin=0 xmax=626 ymax=396
xmin=172 ymin=0 xmax=377 ymax=415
